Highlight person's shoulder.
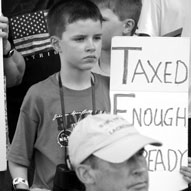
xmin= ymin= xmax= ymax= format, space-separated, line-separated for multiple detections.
xmin=93 ymin=72 xmax=110 ymax=82
xmin=93 ymin=72 xmax=110 ymax=88
xmin=27 ymin=73 xmax=58 ymax=96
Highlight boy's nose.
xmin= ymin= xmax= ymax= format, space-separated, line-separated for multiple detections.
xmin=85 ymin=39 xmax=96 ymax=52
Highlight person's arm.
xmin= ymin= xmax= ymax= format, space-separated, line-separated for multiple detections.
xmin=8 ymin=161 xmax=29 ymax=190
xmin=4 ymin=40 xmax=26 ymax=87
xmin=0 ymin=15 xmax=25 ymax=87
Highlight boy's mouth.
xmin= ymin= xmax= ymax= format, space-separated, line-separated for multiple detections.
xmin=84 ymin=55 xmax=96 ymax=59
xmin=83 ymin=56 xmax=97 ymax=62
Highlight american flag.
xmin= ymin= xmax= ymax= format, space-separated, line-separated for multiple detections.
xmin=9 ymin=10 xmax=53 ymax=57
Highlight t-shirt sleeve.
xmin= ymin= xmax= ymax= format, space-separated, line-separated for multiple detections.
xmin=8 ymin=87 xmax=39 ymax=167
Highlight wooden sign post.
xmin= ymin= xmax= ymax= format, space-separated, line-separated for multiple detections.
xmin=110 ymin=37 xmax=190 ymax=191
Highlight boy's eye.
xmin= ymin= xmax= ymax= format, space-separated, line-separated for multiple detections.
xmin=94 ymin=35 xmax=102 ymax=41
xmin=73 ymin=37 xmax=85 ymax=42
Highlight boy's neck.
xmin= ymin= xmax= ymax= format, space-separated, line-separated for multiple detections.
xmin=59 ymin=68 xmax=92 ymax=90
xmin=99 ymin=49 xmax=111 ymax=76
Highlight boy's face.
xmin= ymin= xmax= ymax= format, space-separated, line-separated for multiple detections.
xmin=100 ymin=8 xmax=124 ymax=51
xmin=58 ymin=19 xmax=102 ymax=71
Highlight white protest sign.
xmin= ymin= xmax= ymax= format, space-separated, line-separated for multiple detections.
xmin=110 ymin=37 xmax=190 ymax=191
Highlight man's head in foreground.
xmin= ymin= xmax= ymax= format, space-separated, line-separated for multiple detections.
xmin=68 ymin=114 xmax=161 ymax=191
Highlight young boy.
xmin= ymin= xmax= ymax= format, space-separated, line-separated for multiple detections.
xmin=91 ymin=0 xmax=142 ymax=76
xmin=8 ymin=0 xmax=110 ymax=190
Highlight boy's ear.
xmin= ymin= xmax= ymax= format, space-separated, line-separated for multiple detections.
xmin=50 ymin=36 xmax=62 ymax=53
xmin=122 ymin=19 xmax=135 ymax=36
xmin=75 ymin=164 xmax=96 ymax=185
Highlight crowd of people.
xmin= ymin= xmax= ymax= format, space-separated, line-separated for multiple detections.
xmin=0 ymin=0 xmax=191 ymax=191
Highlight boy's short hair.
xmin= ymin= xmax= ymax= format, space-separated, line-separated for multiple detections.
xmin=90 ymin=0 xmax=111 ymax=9
xmin=91 ymin=0 xmax=142 ymax=34
xmin=47 ymin=0 xmax=103 ymax=38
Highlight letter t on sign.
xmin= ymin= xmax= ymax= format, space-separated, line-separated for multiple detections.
xmin=112 ymin=47 xmax=142 ymax=84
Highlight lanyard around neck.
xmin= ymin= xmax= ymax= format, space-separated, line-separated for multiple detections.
xmin=58 ymin=72 xmax=96 ymax=167
xmin=58 ymin=72 xmax=96 ymax=132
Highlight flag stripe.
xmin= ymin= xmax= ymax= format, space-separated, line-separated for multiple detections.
xmin=16 ymin=41 xmax=52 ymax=52
xmin=13 ymin=33 xmax=50 ymax=44
xmin=14 ymin=38 xmax=51 ymax=49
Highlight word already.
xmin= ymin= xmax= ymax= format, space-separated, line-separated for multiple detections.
xmin=144 ymin=149 xmax=188 ymax=172
xmin=112 ymin=47 xmax=188 ymax=84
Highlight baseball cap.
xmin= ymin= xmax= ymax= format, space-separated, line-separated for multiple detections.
xmin=68 ymin=114 xmax=162 ymax=167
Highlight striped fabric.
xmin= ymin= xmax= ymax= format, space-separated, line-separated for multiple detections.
xmin=9 ymin=10 xmax=53 ymax=56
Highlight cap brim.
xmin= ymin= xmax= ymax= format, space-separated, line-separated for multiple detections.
xmin=93 ymin=134 xmax=162 ymax=163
